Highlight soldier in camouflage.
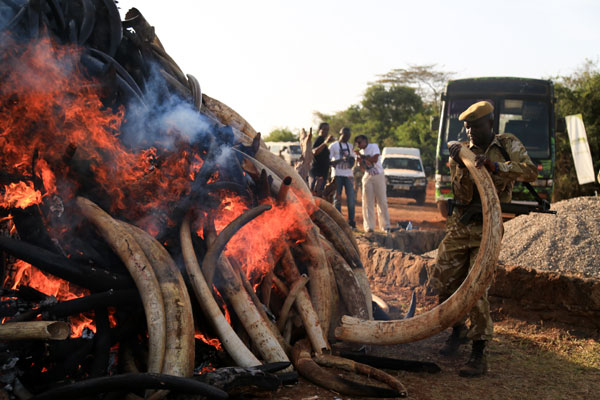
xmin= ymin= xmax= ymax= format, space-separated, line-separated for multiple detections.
xmin=430 ymin=101 xmax=538 ymax=377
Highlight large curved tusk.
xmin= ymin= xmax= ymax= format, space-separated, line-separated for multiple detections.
xmin=180 ymin=214 xmax=261 ymax=367
xmin=76 ymin=197 xmax=166 ymax=374
xmin=334 ymin=145 xmax=502 ymax=344
xmin=119 ymin=222 xmax=195 ymax=379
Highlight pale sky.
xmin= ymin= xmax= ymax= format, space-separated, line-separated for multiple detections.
xmin=117 ymin=0 xmax=600 ymax=135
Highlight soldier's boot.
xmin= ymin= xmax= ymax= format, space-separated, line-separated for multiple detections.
xmin=439 ymin=323 xmax=469 ymax=356
xmin=459 ymin=340 xmax=488 ymax=377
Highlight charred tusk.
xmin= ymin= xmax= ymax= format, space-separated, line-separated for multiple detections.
xmin=232 ymin=149 xmax=334 ymax=331
xmin=371 ymin=294 xmax=390 ymax=314
xmin=202 ymin=204 xmax=271 ymax=289
xmin=119 ymin=222 xmax=195 ymax=379
xmin=76 ymin=197 xmax=166 ymax=373
xmin=180 ymin=214 xmax=261 ymax=367
xmin=276 ymin=274 xmax=309 ymax=332
xmin=291 ymin=339 xmax=405 ymax=398
xmin=0 ymin=321 xmax=69 ymax=341
xmin=204 ymin=205 xmax=291 ymax=366
xmin=335 ymin=145 xmax=502 ymax=344
xmin=280 ymin=248 xmax=329 ymax=354
xmin=276 ymin=176 xmax=292 ymax=205
xmin=314 ymin=197 xmax=359 ymax=255
xmin=313 ymin=353 xmax=408 ymax=397
xmin=319 ymin=238 xmax=369 ymax=320
xmin=311 ymin=208 xmax=372 ymax=320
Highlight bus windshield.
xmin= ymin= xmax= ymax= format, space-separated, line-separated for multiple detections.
xmin=498 ymin=99 xmax=550 ymax=158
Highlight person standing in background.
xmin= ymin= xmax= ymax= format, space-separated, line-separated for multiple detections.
xmin=309 ymin=122 xmax=334 ymax=195
xmin=354 ymin=135 xmax=390 ymax=233
xmin=329 ymin=127 xmax=356 ymax=228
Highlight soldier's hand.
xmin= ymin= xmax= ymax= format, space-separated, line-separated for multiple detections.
xmin=326 ymin=135 xmax=335 ymax=144
xmin=475 ymin=155 xmax=497 ymax=172
xmin=448 ymin=143 xmax=465 ymax=167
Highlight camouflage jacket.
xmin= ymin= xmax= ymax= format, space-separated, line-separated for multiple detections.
xmin=450 ymin=133 xmax=538 ymax=205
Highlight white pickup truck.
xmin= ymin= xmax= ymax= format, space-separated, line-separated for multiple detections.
xmin=381 ymin=147 xmax=427 ymax=205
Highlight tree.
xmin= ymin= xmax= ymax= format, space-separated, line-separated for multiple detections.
xmin=373 ymin=64 xmax=455 ymax=111
xmin=393 ymin=113 xmax=437 ymax=174
xmin=361 ymin=84 xmax=423 ymax=144
xmin=264 ymin=128 xmax=297 ymax=142
xmin=552 ymin=60 xmax=600 ymax=201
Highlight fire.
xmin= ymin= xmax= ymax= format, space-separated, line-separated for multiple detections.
xmin=0 ymin=35 xmax=208 ymax=236
xmin=1 ymin=181 xmax=42 ymax=209
xmin=3 ymin=260 xmax=93 ymax=336
xmin=195 ymin=332 xmax=223 ymax=351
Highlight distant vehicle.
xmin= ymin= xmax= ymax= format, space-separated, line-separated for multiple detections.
xmin=265 ymin=141 xmax=302 ymax=166
xmin=381 ymin=147 xmax=427 ymax=205
xmin=433 ymin=77 xmax=558 ymax=216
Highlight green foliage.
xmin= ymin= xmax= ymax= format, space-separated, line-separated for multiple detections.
xmin=393 ymin=113 xmax=437 ymax=172
xmin=263 ymin=128 xmax=297 ymax=142
xmin=552 ymin=60 xmax=600 ymax=201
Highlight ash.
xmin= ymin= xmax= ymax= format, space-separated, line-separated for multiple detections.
xmin=499 ymin=196 xmax=600 ymax=278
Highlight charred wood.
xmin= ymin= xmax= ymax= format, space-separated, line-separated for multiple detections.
xmin=0 ymin=236 xmax=133 ymax=291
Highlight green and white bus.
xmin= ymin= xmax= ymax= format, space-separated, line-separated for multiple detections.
xmin=434 ymin=77 xmax=557 ymax=214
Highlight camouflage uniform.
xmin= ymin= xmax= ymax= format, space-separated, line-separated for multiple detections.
xmin=430 ymin=133 xmax=538 ymax=340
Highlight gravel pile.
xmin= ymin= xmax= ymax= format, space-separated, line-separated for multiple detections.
xmin=422 ymin=196 xmax=600 ymax=278
xmin=499 ymin=196 xmax=600 ymax=277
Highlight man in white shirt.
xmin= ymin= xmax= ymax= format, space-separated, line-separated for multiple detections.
xmin=354 ymin=135 xmax=390 ymax=233
xmin=329 ymin=127 xmax=356 ymax=228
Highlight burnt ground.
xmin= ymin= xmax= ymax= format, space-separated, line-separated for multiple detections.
xmin=257 ymin=182 xmax=600 ymax=400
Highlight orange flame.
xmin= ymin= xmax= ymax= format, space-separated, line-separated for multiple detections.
xmin=3 ymin=260 xmax=93 ymax=336
xmin=1 ymin=181 xmax=42 ymax=209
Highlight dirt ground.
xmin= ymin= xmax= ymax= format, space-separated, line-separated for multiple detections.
xmin=340 ymin=181 xmax=446 ymax=232
xmin=264 ymin=284 xmax=600 ymax=400
xmin=261 ymin=180 xmax=600 ymax=400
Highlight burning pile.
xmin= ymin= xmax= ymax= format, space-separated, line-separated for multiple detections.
xmin=0 ymin=1 xmax=503 ymax=399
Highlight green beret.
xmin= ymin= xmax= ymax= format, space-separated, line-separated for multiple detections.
xmin=459 ymin=101 xmax=494 ymax=121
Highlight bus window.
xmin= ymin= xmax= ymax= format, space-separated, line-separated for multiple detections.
xmin=499 ymin=100 xmax=549 ymax=158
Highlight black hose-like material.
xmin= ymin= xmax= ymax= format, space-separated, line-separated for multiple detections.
xmin=30 ymin=373 xmax=228 ymax=400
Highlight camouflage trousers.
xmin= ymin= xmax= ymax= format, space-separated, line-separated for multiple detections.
xmin=429 ymin=216 xmax=494 ymax=341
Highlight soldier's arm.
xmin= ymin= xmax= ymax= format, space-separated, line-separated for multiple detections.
xmin=495 ymin=137 xmax=538 ymax=182
xmin=450 ymin=158 xmax=475 ymax=204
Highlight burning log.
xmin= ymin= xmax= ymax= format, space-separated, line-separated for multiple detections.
xmin=335 ymin=144 xmax=503 ymax=344
xmin=0 ymin=321 xmax=69 ymax=340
